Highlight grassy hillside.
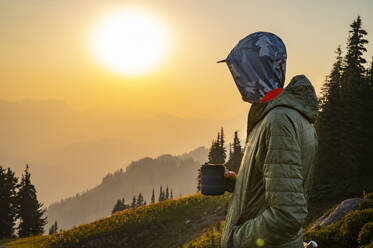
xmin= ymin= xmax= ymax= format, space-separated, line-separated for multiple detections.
xmin=4 ymin=193 xmax=373 ymax=248
xmin=47 ymin=150 xmax=207 ymax=230
xmin=2 ymin=192 xmax=230 ymax=248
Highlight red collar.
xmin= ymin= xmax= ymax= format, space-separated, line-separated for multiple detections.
xmin=260 ymin=88 xmax=283 ymax=103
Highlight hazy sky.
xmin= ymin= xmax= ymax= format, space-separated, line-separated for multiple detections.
xmin=1 ymin=0 xmax=373 ymax=120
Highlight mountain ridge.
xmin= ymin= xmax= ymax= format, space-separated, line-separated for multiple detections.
xmin=46 ymin=146 xmax=209 ymax=230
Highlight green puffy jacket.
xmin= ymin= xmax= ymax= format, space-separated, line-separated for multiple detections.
xmin=221 ymin=75 xmax=318 ymax=248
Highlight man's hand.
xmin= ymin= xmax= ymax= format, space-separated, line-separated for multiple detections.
xmin=198 ymin=167 xmax=237 ymax=185
xmin=224 ymin=168 xmax=237 ymax=180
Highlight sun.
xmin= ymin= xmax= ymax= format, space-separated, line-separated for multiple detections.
xmin=92 ymin=8 xmax=169 ymax=76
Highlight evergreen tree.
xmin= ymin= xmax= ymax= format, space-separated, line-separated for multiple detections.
xmin=208 ymin=139 xmax=218 ymax=163
xmin=48 ymin=221 xmax=58 ymax=235
xmin=344 ymin=16 xmax=368 ymax=77
xmin=208 ymin=128 xmax=227 ymax=164
xmin=151 ymin=188 xmax=155 ymax=204
xmin=228 ymin=143 xmax=233 ymax=161
xmin=131 ymin=195 xmax=137 ymax=208
xmin=136 ymin=193 xmax=145 ymax=206
xmin=17 ymin=164 xmax=47 ymax=237
xmin=165 ymin=185 xmax=169 ymax=200
xmin=226 ymin=131 xmax=244 ymax=173
xmin=340 ymin=15 xmax=371 ymax=194
xmin=218 ymin=127 xmax=227 ymax=164
xmin=0 ymin=166 xmax=18 ymax=239
xmin=170 ymin=189 xmax=173 ymax=199
xmin=158 ymin=185 xmax=163 ymax=202
xmin=112 ymin=198 xmax=128 ymax=214
xmin=112 ymin=199 xmax=123 ymax=214
xmin=197 ymin=168 xmax=201 ymax=192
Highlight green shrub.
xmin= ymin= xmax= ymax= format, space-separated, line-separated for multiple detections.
xmin=359 ymin=200 xmax=373 ymax=210
xmin=183 ymin=222 xmax=224 ymax=248
xmin=303 ymin=221 xmax=344 ymax=248
xmin=358 ymin=222 xmax=373 ymax=246
xmin=339 ymin=209 xmax=373 ymax=247
xmin=363 ymin=192 xmax=373 ymax=200
xmin=304 ymin=208 xmax=373 ymax=248
xmin=359 ymin=240 xmax=373 ymax=248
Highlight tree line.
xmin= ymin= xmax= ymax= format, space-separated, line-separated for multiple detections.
xmin=112 ymin=185 xmax=174 ymax=214
xmin=0 ymin=164 xmax=47 ymax=239
xmin=207 ymin=127 xmax=244 ymax=173
xmin=311 ymin=15 xmax=373 ymax=205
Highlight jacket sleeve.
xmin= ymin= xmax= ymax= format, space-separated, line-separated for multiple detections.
xmin=232 ymin=117 xmax=307 ymax=247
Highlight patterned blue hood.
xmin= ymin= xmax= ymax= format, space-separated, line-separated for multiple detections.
xmin=221 ymin=32 xmax=287 ymax=103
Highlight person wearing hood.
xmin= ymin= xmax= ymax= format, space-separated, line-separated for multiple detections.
xmin=219 ymin=32 xmax=318 ymax=248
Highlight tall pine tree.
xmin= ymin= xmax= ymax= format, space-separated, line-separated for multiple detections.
xmin=340 ymin=15 xmax=370 ymax=195
xmin=225 ymin=131 xmax=244 ymax=173
xmin=208 ymin=128 xmax=227 ymax=164
xmin=218 ymin=128 xmax=227 ymax=164
xmin=151 ymin=188 xmax=155 ymax=204
xmin=136 ymin=193 xmax=145 ymax=206
xmin=17 ymin=164 xmax=47 ymax=237
xmin=208 ymin=139 xmax=218 ymax=163
xmin=48 ymin=221 xmax=58 ymax=235
xmin=112 ymin=198 xmax=129 ymax=214
xmin=158 ymin=185 xmax=164 ymax=202
xmin=0 ymin=166 xmax=18 ymax=239
xmin=165 ymin=185 xmax=169 ymax=200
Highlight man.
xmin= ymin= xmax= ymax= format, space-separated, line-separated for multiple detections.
xmin=219 ymin=32 xmax=318 ymax=248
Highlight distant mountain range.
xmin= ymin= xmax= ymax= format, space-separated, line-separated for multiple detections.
xmin=0 ymin=99 xmax=246 ymax=205
xmin=46 ymin=146 xmax=209 ymax=230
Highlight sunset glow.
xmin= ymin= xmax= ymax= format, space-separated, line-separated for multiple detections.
xmin=92 ymin=8 xmax=169 ymax=76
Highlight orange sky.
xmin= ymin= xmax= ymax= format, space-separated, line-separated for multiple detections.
xmin=1 ymin=0 xmax=373 ymax=120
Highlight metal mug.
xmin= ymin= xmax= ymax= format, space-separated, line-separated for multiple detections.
xmin=200 ymin=163 xmax=225 ymax=195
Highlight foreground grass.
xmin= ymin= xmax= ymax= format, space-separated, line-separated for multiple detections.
xmin=1 ymin=236 xmax=47 ymax=248
xmin=183 ymin=222 xmax=224 ymax=248
xmin=1 ymin=192 xmax=230 ymax=248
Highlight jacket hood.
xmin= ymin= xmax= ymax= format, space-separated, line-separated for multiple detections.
xmin=246 ymin=74 xmax=319 ymax=136
xmin=224 ymin=32 xmax=287 ymax=103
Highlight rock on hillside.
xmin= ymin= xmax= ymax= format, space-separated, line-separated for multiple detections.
xmin=309 ymin=198 xmax=363 ymax=231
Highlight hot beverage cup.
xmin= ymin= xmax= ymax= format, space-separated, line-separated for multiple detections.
xmin=200 ymin=163 xmax=225 ymax=195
